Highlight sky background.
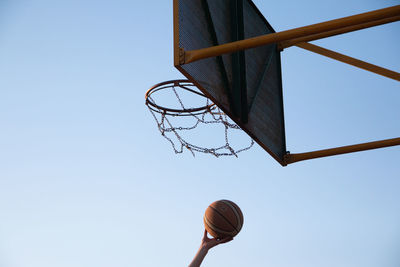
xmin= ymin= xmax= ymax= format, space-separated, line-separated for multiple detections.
xmin=0 ymin=0 xmax=399 ymax=267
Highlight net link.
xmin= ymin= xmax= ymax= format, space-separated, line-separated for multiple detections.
xmin=146 ymin=80 xmax=254 ymax=157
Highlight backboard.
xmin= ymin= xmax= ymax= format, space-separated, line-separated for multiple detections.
xmin=174 ymin=0 xmax=287 ymax=165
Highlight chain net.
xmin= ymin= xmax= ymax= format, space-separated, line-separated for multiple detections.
xmin=145 ymin=80 xmax=254 ymax=157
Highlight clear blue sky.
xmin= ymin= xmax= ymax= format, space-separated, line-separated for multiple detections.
xmin=0 ymin=0 xmax=399 ymax=267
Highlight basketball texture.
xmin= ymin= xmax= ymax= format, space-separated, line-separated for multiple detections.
xmin=203 ymin=200 xmax=244 ymax=239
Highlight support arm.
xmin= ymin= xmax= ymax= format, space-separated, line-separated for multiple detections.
xmin=284 ymin=137 xmax=400 ymax=164
xmin=279 ymin=15 xmax=400 ymax=49
xmin=183 ymin=5 xmax=400 ymax=64
xmin=296 ymin=42 xmax=400 ymax=81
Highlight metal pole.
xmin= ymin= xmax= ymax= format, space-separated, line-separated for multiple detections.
xmin=280 ymin=15 xmax=400 ymax=49
xmin=284 ymin=137 xmax=400 ymax=164
xmin=296 ymin=42 xmax=400 ymax=81
xmin=183 ymin=5 xmax=400 ymax=64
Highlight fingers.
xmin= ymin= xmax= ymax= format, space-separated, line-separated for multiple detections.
xmin=203 ymin=229 xmax=208 ymax=239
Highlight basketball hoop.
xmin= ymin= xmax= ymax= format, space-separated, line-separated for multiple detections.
xmin=145 ymin=80 xmax=254 ymax=157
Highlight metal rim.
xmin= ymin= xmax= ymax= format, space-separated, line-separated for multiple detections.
xmin=145 ymin=80 xmax=215 ymax=116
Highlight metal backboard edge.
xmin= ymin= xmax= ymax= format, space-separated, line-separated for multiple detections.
xmin=173 ymin=0 xmax=180 ymax=67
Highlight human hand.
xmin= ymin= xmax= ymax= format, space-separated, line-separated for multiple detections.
xmin=201 ymin=229 xmax=233 ymax=251
xmin=188 ymin=230 xmax=234 ymax=267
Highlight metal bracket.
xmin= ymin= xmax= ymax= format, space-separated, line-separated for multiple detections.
xmin=231 ymin=0 xmax=248 ymax=123
xmin=283 ymin=152 xmax=291 ymax=166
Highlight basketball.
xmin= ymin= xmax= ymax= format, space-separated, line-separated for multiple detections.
xmin=203 ymin=200 xmax=244 ymax=239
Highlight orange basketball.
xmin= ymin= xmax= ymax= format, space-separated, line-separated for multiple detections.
xmin=203 ymin=200 xmax=244 ymax=239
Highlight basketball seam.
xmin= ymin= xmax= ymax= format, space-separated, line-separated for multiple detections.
xmin=209 ymin=206 xmax=239 ymax=235
xmin=221 ymin=200 xmax=243 ymax=232
xmin=204 ymin=215 xmax=237 ymax=236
